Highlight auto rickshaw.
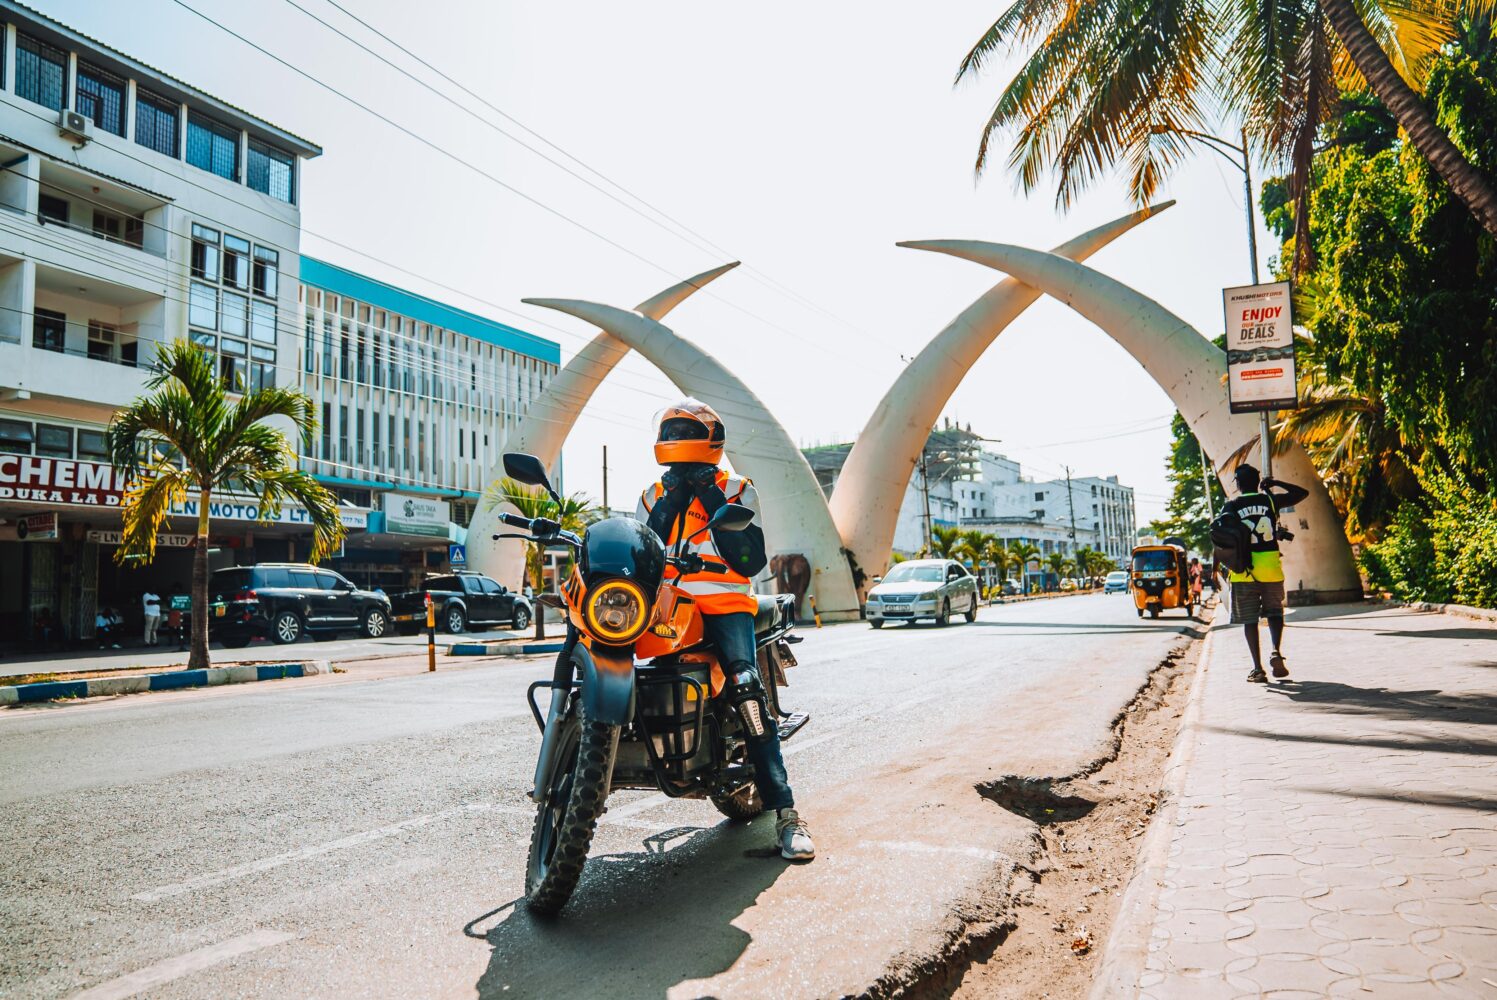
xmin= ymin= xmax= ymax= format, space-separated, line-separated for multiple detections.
xmin=1130 ymin=542 xmax=1193 ymax=618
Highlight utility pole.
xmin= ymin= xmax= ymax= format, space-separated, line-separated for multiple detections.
xmin=1241 ymin=127 xmax=1273 ymax=481
xmin=1063 ymin=465 xmax=1078 ymax=557
xmin=919 ymin=450 xmax=933 ymax=555
xmin=601 ymin=444 xmax=609 ymax=515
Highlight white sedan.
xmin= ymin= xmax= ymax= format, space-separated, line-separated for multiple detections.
xmin=865 ymin=559 xmax=981 ymax=628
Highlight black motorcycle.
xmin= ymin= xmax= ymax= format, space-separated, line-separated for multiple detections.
xmin=494 ymin=453 xmax=806 ymax=916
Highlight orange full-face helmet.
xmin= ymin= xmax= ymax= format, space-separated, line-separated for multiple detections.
xmin=653 ymin=398 xmax=726 ymax=466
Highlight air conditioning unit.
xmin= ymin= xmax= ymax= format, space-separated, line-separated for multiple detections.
xmin=57 ymin=109 xmax=91 ymax=144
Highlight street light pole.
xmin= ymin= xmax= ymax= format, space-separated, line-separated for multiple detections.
xmin=919 ymin=451 xmax=933 ymax=555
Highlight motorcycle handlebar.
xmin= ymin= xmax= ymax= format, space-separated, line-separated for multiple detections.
xmin=498 ymin=512 xmax=531 ymax=529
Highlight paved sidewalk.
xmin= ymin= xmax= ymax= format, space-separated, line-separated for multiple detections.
xmin=1120 ymin=602 xmax=1497 ymax=998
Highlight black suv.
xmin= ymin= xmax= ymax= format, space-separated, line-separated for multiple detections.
xmin=209 ymin=563 xmax=393 ymax=647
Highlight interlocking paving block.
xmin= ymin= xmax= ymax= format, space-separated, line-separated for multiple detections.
xmin=1119 ymin=604 xmax=1497 ymax=1000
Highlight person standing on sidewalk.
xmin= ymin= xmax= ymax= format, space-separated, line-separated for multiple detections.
xmin=1223 ymin=463 xmax=1309 ymax=682
xmin=141 ymin=588 xmax=162 ymax=647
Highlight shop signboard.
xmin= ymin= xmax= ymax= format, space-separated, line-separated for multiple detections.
xmin=1223 ymin=281 xmax=1298 ymax=413
xmin=86 ymin=530 xmax=194 ymax=547
xmin=16 ymin=512 xmax=58 ymax=540
xmin=382 ymin=493 xmax=450 ymax=537
xmin=0 ymin=456 xmax=368 ymax=528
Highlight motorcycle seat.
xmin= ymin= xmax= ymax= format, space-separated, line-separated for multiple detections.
xmin=753 ymin=594 xmax=795 ymax=636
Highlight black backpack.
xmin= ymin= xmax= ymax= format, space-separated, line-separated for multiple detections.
xmin=1209 ymin=511 xmax=1253 ymax=575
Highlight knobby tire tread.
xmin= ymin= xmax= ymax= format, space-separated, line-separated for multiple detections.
xmin=525 ymin=708 xmax=615 ymax=916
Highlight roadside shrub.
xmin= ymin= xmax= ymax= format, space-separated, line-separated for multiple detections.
xmin=1362 ymin=466 xmax=1497 ymax=608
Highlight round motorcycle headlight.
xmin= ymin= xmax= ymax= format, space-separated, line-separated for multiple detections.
xmin=585 ymin=578 xmax=649 ymax=644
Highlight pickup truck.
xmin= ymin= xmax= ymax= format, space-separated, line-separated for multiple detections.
xmin=390 ymin=572 xmax=533 ymax=634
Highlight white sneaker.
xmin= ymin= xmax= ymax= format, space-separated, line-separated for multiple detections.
xmin=776 ymin=809 xmax=815 ymax=861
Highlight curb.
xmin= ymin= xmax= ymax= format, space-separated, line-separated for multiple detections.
xmin=447 ymin=641 xmax=565 ymax=657
xmin=1405 ymin=600 xmax=1497 ymax=624
xmin=1088 ymin=602 xmax=1224 ymax=1000
xmin=0 ymin=660 xmax=331 ymax=705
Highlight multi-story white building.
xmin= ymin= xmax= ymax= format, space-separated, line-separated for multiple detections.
xmin=295 ymin=259 xmax=559 ymax=591
xmin=0 ymin=1 xmax=327 ymax=642
xmin=0 ymin=5 xmax=564 ymax=632
xmin=989 ymin=474 xmax=1137 ymax=566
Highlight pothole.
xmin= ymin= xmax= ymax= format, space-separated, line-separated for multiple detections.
xmin=978 ymin=776 xmax=1098 ymax=826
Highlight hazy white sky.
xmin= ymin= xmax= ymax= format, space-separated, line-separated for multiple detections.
xmin=38 ymin=0 xmax=1278 ymax=522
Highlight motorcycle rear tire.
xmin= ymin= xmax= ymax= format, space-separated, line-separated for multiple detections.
xmin=525 ymin=704 xmax=617 ymax=916
xmin=711 ymin=781 xmax=763 ymax=821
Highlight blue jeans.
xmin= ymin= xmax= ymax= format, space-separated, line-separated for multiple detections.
xmin=701 ymin=611 xmax=794 ymax=811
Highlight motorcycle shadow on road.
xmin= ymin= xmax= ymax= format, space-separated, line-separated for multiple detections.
xmin=469 ymin=817 xmax=789 ymax=998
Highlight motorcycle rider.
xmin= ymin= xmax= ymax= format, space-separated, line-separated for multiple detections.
xmin=636 ymin=398 xmax=815 ymax=861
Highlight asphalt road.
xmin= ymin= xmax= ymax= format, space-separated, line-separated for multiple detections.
xmin=0 ymin=594 xmax=1199 ymax=999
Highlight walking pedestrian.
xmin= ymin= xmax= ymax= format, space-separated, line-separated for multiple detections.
xmin=142 ymin=588 xmax=162 ymax=646
xmin=1223 ymin=463 xmax=1310 ymax=682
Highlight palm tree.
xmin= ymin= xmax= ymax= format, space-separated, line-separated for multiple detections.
xmin=983 ymin=537 xmax=1015 ymax=595
xmin=107 ymin=339 xmax=344 ymax=670
xmin=929 ymin=525 xmax=966 ymax=559
xmin=484 ymin=477 xmax=601 ymax=638
xmin=957 ymin=0 xmax=1497 ymax=260
xmin=960 ymin=528 xmax=991 ymax=581
xmin=1008 ymin=541 xmax=1041 ymax=594
xmin=1046 ymin=552 xmax=1068 ymax=590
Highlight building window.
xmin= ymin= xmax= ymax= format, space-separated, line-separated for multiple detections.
xmin=190 ymin=331 xmax=216 ymax=350
xmin=135 ymin=89 xmax=180 ymax=157
xmin=371 ymin=414 xmax=381 ymax=469
xmin=78 ymin=429 xmax=109 ymax=462
xmin=219 ymin=354 xmax=243 ymax=391
xmin=0 ymin=420 xmax=34 ymax=455
xmin=191 ymin=224 xmax=220 ymax=281
xmin=87 ymin=321 xmax=121 ymax=363
xmin=251 ymin=345 xmax=275 ymax=393
xmin=75 ymin=61 xmax=126 ymax=136
xmin=322 ymin=316 xmax=333 ymax=376
xmin=338 ymin=405 xmax=349 ymax=463
xmin=35 ymin=424 xmax=72 ymax=458
xmin=388 ymin=415 xmax=396 ymax=470
xmin=339 ymin=322 xmax=350 ymax=380
xmin=16 ymin=34 xmax=67 ymax=111
xmin=186 ymin=111 xmax=239 ymax=181
xmin=38 ymin=193 xmax=69 ymax=226
xmin=93 ymin=209 xmax=144 ymax=248
xmin=353 ymin=410 xmax=363 ymax=465
xmin=250 ymin=301 xmax=276 ymax=344
xmin=189 ymin=282 xmax=218 ymax=329
xmin=222 ymin=292 xmax=247 ymax=338
xmin=303 ymin=312 xmax=315 ymax=374
xmin=223 ymin=234 xmax=250 ymax=289
xmin=33 ymin=307 xmax=66 ymax=353
xmin=246 ymin=139 xmax=295 ymax=203
xmin=321 ymin=402 xmax=332 ymax=460
xmin=252 ymin=246 xmax=279 ymax=298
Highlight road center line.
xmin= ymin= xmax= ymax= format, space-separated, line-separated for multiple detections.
xmin=132 ymin=802 xmax=530 ymax=902
xmin=67 ymin=929 xmax=294 ymax=1000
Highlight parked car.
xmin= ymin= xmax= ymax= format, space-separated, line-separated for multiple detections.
xmin=389 ymin=572 xmax=533 ymax=634
xmin=866 ymin=558 xmax=981 ymax=628
xmin=208 ymin=563 xmax=393 ymax=646
xmin=1104 ymin=570 xmax=1130 ymax=594
xmin=1001 ymin=578 xmax=1022 ymax=596
xmin=1059 ymin=578 xmax=1078 ymax=591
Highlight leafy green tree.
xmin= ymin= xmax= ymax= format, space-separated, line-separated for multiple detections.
xmin=107 ymin=340 xmax=344 ymax=669
xmin=929 ymin=525 xmax=966 ymax=559
xmin=984 ymin=537 xmax=1016 ymax=588
xmin=485 ymin=478 xmax=600 ymax=638
xmin=957 ymin=0 xmax=1497 ymax=260
xmin=1146 ymin=413 xmax=1228 ymax=554
xmin=1046 ymin=551 xmax=1067 ymax=589
xmin=1008 ymin=541 xmax=1041 ymax=594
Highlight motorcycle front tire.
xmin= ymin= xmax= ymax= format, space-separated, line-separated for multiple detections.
xmin=525 ymin=702 xmax=618 ymax=916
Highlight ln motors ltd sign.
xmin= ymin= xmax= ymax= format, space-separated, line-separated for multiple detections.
xmin=381 ymin=493 xmax=450 ymax=537
xmin=1223 ymin=281 xmax=1298 ymax=414
xmin=0 ymin=456 xmax=368 ymax=529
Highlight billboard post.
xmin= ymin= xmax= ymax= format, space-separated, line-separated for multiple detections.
xmin=1223 ymin=280 xmax=1298 ymax=478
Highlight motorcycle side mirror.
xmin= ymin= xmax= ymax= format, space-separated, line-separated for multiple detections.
xmin=709 ymin=502 xmax=754 ymax=532
xmin=503 ymin=452 xmax=562 ymax=505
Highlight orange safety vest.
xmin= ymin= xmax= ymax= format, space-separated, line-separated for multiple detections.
xmin=637 ymin=471 xmax=759 ymax=616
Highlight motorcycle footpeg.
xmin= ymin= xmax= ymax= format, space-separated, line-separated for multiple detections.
xmin=776 ymin=711 xmax=810 ymax=741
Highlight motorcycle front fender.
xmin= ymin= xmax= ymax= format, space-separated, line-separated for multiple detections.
xmin=576 ymin=642 xmax=635 ymax=726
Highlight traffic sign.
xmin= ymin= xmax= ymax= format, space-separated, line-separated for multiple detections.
xmin=449 ymin=543 xmax=466 ymax=566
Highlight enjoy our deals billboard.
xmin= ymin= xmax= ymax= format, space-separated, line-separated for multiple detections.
xmin=1223 ymin=281 xmax=1298 ymax=413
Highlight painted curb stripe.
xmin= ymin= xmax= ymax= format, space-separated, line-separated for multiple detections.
xmin=447 ymin=641 xmax=565 ymax=656
xmin=17 ymin=680 xmax=89 ymax=702
xmin=0 ymin=661 xmax=326 ymax=704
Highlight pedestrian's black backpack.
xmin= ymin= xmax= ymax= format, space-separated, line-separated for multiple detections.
xmin=1209 ymin=512 xmax=1253 ymax=575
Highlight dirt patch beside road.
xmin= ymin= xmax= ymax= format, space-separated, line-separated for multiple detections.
xmin=937 ymin=630 xmax=1203 ymax=999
